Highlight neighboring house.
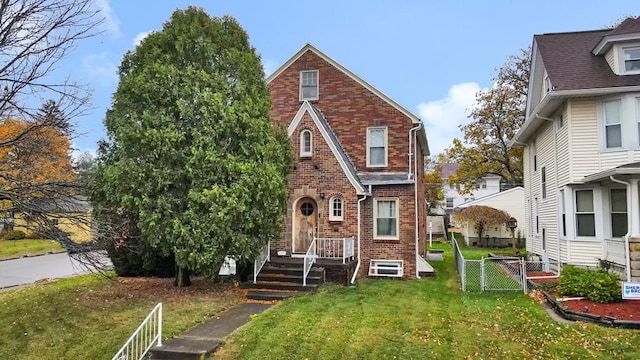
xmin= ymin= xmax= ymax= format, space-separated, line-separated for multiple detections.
xmin=438 ymin=163 xmax=501 ymax=214
xmin=2 ymin=196 xmax=92 ymax=243
xmin=454 ymin=187 xmax=525 ymax=247
xmin=512 ymin=17 xmax=640 ymax=280
xmin=267 ymin=43 xmax=431 ymax=280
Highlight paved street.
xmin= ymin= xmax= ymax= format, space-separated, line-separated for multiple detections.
xmin=0 ymin=252 xmax=112 ymax=289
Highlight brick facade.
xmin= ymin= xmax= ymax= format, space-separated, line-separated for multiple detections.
xmin=268 ymin=45 xmax=428 ymax=279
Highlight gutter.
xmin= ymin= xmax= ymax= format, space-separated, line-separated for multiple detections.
xmin=609 ymin=175 xmax=633 ymax=282
xmin=413 ymin=127 xmax=421 ymax=279
xmin=351 ymin=185 xmax=372 ymax=285
xmin=408 ymin=123 xmax=422 ymax=180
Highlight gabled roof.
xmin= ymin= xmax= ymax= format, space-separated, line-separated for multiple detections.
xmin=288 ymin=101 xmax=368 ymax=195
xmin=455 ymin=187 xmax=524 ymax=209
xmin=268 ymin=43 xmax=421 ymax=124
xmin=439 ymin=163 xmax=459 ymax=178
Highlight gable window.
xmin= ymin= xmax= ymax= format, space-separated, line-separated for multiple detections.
xmin=367 ymin=127 xmax=388 ymax=167
xmin=576 ymin=190 xmax=595 ymax=237
xmin=329 ymin=196 xmax=343 ymax=221
xmin=374 ymin=198 xmax=399 ymax=239
xmin=300 ymin=129 xmax=312 ymax=157
xmin=541 ymin=166 xmax=547 ymax=200
xmin=611 ymin=188 xmax=628 ymax=238
xmin=624 ymin=47 xmax=640 ymax=73
xmin=604 ymin=99 xmax=622 ymax=148
xmin=300 ymin=70 xmax=318 ymax=101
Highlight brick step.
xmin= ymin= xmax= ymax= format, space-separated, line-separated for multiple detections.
xmin=241 ymin=281 xmax=318 ymax=292
xmin=246 ymin=289 xmax=304 ymax=301
xmin=257 ymin=273 xmax=323 ymax=285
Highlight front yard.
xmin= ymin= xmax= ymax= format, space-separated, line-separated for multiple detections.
xmin=0 ymin=239 xmax=63 ymax=259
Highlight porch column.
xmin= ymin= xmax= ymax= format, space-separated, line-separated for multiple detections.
xmin=632 ymin=179 xmax=640 ymax=235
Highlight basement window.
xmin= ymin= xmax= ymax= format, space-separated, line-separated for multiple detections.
xmin=369 ymin=259 xmax=403 ymax=277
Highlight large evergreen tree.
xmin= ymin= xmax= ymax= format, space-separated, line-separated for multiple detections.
xmin=91 ymin=7 xmax=292 ymax=286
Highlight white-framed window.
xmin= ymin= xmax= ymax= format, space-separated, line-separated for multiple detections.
xmin=329 ymin=196 xmax=343 ymax=221
xmin=367 ymin=127 xmax=388 ymax=167
xmin=369 ymin=259 xmax=403 ymax=277
xmin=603 ymin=99 xmax=622 ymax=148
xmin=560 ymin=189 xmax=566 ymax=237
xmin=531 ymin=139 xmax=537 ymax=172
xmin=624 ymin=47 xmax=640 ymax=73
xmin=541 ymin=166 xmax=547 ymax=200
xmin=575 ymin=190 xmax=595 ymax=237
xmin=445 ymin=197 xmax=454 ymax=208
xmin=300 ymin=70 xmax=318 ymax=101
xmin=300 ymin=129 xmax=312 ymax=157
xmin=374 ymin=198 xmax=399 ymax=239
xmin=556 ymin=113 xmax=564 ymax=131
xmin=611 ymin=188 xmax=628 ymax=238
xmin=534 ymin=197 xmax=539 ymax=234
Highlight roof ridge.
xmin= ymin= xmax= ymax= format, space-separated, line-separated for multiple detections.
xmin=536 ymin=28 xmax=609 ymax=37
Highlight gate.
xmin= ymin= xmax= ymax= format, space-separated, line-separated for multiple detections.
xmin=482 ymin=257 xmax=526 ymax=292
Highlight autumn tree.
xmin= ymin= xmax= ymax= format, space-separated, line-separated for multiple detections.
xmin=424 ymin=157 xmax=444 ymax=214
xmin=444 ymin=48 xmax=530 ymax=194
xmin=453 ymin=205 xmax=511 ymax=247
xmin=91 ymin=8 xmax=293 ymax=286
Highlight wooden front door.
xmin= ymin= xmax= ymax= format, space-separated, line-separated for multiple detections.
xmin=293 ymin=198 xmax=317 ymax=254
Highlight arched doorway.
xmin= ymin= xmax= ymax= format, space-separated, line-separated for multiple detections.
xmin=293 ymin=197 xmax=317 ymax=254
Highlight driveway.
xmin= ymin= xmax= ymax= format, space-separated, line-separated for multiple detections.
xmin=0 ymin=251 xmax=112 ymax=289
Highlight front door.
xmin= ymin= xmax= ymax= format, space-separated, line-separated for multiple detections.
xmin=293 ymin=198 xmax=317 ymax=254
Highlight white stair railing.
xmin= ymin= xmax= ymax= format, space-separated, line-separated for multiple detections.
xmin=303 ymin=238 xmax=317 ymax=286
xmin=253 ymin=241 xmax=270 ymax=284
xmin=112 ymin=302 xmax=162 ymax=360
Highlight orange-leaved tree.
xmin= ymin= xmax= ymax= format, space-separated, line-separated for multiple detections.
xmin=453 ymin=205 xmax=511 ymax=246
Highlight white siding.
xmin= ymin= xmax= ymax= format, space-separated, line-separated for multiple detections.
xmin=568 ymin=240 xmax=602 ymax=267
xmin=556 ymin=105 xmax=570 ymax=185
xmin=456 ymin=188 xmax=525 ymax=242
xmin=605 ymin=48 xmax=618 ymax=74
xmin=568 ymin=98 xmax=600 ymax=182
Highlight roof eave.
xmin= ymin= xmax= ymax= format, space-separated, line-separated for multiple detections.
xmin=583 ymin=168 xmax=640 ymax=183
xmin=592 ymin=33 xmax=640 ymax=56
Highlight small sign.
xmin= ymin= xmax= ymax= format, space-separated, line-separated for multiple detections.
xmin=622 ymin=282 xmax=640 ymax=300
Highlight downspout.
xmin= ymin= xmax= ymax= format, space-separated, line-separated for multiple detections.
xmin=351 ymin=185 xmax=372 ymax=285
xmin=414 ymin=123 xmax=422 ymax=279
xmin=610 ymin=175 xmax=633 ymax=282
xmin=408 ymin=123 xmax=422 ymax=180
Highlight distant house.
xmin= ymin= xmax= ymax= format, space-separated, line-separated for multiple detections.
xmin=512 ymin=17 xmax=640 ymax=280
xmin=454 ymin=187 xmax=525 ymax=247
xmin=438 ymin=163 xmax=502 ymax=214
xmin=266 ymin=43 xmax=432 ymax=280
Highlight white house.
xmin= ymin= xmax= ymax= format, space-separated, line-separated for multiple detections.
xmin=439 ymin=163 xmax=502 ymax=214
xmin=512 ymin=17 xmax=640 ymax=280
xmin=455 ymin=187 xmax=525 ymax=247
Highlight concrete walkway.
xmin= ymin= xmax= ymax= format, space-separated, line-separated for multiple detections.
xmin=150 ymin=302 xmax=274 ymax=360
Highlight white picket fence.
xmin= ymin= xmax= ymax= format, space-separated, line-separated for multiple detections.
xmin=112 ymin=303 xmax=162 ymax=360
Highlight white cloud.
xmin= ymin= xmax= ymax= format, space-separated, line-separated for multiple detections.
xmin=95 ymin=0 xmax=120 ymax=37
xmin=417 ymin=82 xmax=482 ymax=156
xmin=262 ymin=58 xmax=277 ymax=78
xmin=132 ymin=30 xmax=154 ymax=47
xmin=82 ymin=52 xmax=118 ymax=85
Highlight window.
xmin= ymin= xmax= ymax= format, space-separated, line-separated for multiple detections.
xmin=300 ymin=70 xmax=318 ymax=100
xmin=576 ymin=190 xmax=595 ymax=237
xmin=329 ymin=196 xmax=343 ymax=221
xmin=541 ymin=167 xmax=546 ymax=200
xmin=300 ymin=130 xmax=312 ymax=157
xmin=624 ymin=47 xmax=640 ymax=73
xmin=611 ymin=188 xmax=628 ymax=238
xmin=300 ymin=202 xmax=314 ymax=217
xmin=557 ymin=113 xmax=564 ymax=131
xmin=374 ymin=198 xmax=399 ymax=239
xmin=534 ymin=197 xmax=539 ymax=234
xmin=604 ymin=100 xmax=622 ymax=148
xmin=542 ymin=228 xmax=546 ymax=250
xmin=560 ymin=189 xmax=566 ymax=237
xmin=367 ymin=127 xmax=387 ymax=167
xmin=445 ymin=197 xmax=454 ymax=208
xmin=480 ymin=181 xmax=487 ymax=189
xmin=532 ymin=139 xmax=537 ymax=171
xmin=369 ymin=259 xmax=403 ymax=277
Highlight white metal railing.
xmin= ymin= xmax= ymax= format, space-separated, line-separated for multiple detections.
xmin=253 ymin=241 xmax=270 ymax=284
xmin=604 ymin=238 xmax=627 ymax=266
xmin=315 ymin=237 xmax=354 ymax=263
xmin=303 ymin=238 xmax=317 ymax=286
xmin=112 ymin=302 xmax=162 ymax=360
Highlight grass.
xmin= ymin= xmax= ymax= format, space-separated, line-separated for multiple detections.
xmin=0 ymin=274 xmax=244 ymax=359
xmin=216 ymin=243 xmax=640 ymax=360
xmin=0 ymin=239 xmax=63 ymax=259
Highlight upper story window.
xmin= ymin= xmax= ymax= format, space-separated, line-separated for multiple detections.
xmin=603 ymin=99 xmax=622 ymax=148
xmin=541 ymin=166 xmax=547 ymax=200
xmin=556 ymin=113 xmax=564 ymax=131
xmin=300 ymin=129 xmax=312 ymax=157
xmin=624 ymin=47 xmax=640 ymax=73
xmin=329 ymin=196 xmax=343 ymax=221
xmin=575 ymin=190 xmax=595 ymax=237
xmin=531 ymin=139 xmax=537 ymax=172
xmin=300 ymin=70 xmax=318 ymax=101
xmin=367 ymin=127 xmax=388 ymax=167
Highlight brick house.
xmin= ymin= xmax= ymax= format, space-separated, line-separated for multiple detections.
xmin=266 ymin=44 xmax=432 ymax=281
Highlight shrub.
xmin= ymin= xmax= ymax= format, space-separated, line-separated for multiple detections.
xmin=557 ymin=265 xmax=622 ymax=303
xmin=5 ymin=230 xmax=26 ymax=240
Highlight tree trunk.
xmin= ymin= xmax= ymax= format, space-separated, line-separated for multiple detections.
xmin=174 ymin=264 xmax=191 ymax=287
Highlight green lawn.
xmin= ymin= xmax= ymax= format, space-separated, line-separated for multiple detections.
xmin=0 ymin=239 xmax=63 ymax=259
xmin=216 ymin=243 xmax=640 ymax=360
xmin=0 ymin=274 xmax=244 ymax=359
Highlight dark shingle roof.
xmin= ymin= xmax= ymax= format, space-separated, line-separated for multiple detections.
xmin=537 ymin=18 xmax=640 ymax=91
xmin=439 ymin=163 xmax=459 ymax=178
xmin=31 ymin=196 xmax=91 ymax=213
xmin=358 ymin=172 xmax=413 ymax=185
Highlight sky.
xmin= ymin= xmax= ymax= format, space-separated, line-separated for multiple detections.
xmin=59 ymin=0 xmax=639 ymax=158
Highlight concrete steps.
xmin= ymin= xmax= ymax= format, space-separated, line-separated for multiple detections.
xmin=245 ymin=260 xmax=325 ymax=301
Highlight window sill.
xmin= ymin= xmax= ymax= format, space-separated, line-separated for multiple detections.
xmin=373 ymin=238 xmax=400 ymax=243
xmin=299 ymin=154 xmax=312 ymax=158
xmin=328 ymin=219 xmax=343 ymax=223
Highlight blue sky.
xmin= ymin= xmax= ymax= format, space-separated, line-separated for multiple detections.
xmin=66 ymin=0 xmax=639 ymax=158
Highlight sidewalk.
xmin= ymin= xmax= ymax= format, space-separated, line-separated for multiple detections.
xmin=149 ymin=302 xmax=274 ymax=360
